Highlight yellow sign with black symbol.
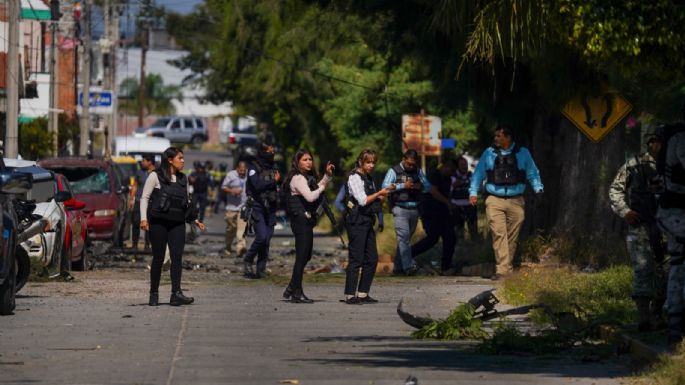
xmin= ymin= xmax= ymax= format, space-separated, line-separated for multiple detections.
xmin=562 ymin=92 xmax=632 ymax=143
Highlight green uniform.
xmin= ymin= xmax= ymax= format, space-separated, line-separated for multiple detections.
xmin=609 ymin=153 xmax=666 ymax=301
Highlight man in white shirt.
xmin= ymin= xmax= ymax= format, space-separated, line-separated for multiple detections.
xmin=222 ymin=161 xmax=248 ymax=258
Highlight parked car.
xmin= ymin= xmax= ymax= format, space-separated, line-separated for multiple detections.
xmin=39 ymin=158 xmax=129 ymax=248
xmin=55 ymin=174 xmax=88 ymax=270
xmin=219 ymin=116 xmax=258 ymax=147
xmin=114 ymin=136 xmax=170 ymax=164
xmin=0 ymin=166 xmax=33 ymax=315
xmin=133 ymin=116 xmax=208 ymax=144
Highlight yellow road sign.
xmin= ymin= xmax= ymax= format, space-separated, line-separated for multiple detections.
xmin=562 ymin=92 xmax=632 ymax=143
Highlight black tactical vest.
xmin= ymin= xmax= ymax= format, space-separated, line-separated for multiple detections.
xmin=286 ymin=175 xmax=320 ymax=217
xmin=148 ymin=171 xmax=190 ymax=223
xmin=486 ymin=146 xmax=525 ymax=186
xmin=388 ymin=164 xmax=422 ymax=206
xmin=451 ymin=171 xmax=472 ymax=200
xmin=627 ymin=155 xmax=659 ymax=214
xmin=345 ymin=171 xmax=380 ymax=217
xmin=246 ymin=161 xmax=279 ymax=209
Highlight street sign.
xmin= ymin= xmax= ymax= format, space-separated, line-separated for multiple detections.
xmin=401 ymin=114 xmax=442 ymax=156
xmin=78 ymin=89 xmax=113 ymax=114
xmin=562 ymin=92 xmax=632 ymax=143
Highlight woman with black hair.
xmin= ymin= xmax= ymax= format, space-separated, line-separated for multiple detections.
xmin=342 ymin=149 xmax=393 ymax=304
xmin=140 ymin=147 xmax=205 ymax=306
xmin=282 ymin=149 xmax=334 ymax=303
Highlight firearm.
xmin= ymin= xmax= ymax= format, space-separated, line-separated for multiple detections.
xmin=633 ymin=163 xmax=666 ymax=263
xmin=241 ymin=198 xmax=256 ymax=238
xmin=319 ymin=195 xmax=346 ymax=248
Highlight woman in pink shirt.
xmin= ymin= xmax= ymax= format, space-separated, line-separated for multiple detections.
xmin=281 ymin=149 xmax=334 ymax=303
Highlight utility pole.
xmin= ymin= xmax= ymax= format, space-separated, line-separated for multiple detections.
xmin=138 ymin=0 xmax=152 ymax=128
xmin=48 ymin=0 xmax=61 ymax=157
xmin=101 ymin=0 xmax=113 ymax=157
xmin=5 ymin=0 xmax=19 ymax=159
xmin=78 ymin=0 xmax=92 ymax=156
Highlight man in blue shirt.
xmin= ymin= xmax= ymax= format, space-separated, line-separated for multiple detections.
xmin=469 ymin=125 xmax=544 ymax=278
xmin=382 ymin=150 xmax=431 ymax=275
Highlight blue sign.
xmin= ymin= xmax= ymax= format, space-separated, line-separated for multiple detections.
xmin=78 ymin=90 xmax=113 ymax=108
xmin=441 ymin=138 xmax=457 ymax=149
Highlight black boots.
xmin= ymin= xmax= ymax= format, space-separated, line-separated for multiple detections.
xmin=243 ymin=262 xmax=255 ymax=278
xmin=283 ymin=286 xmax=293 ymax=300
xmin=170 ymin=291 xmax=194 ymax=306
xmin=290 ymin=290 xmax=314 ymax=304
xmin=149 ymin=292 xmax=159 ymax=306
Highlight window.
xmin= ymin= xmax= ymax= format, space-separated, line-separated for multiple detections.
xmin=49 ymin=168 xmax=111 ymax=194
xmin=183 ymin=119 xmax=195 ymax=130
xmin=151 ymin=118 xmax=170 ymax=128
xmin=195 ymin=118 xmax=204 ymax=128
xmin=170 ymin=119 xmax=181 ymax=130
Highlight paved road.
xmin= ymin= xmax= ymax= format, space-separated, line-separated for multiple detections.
xmin=0 ymin=275 xmax=630 ymax=385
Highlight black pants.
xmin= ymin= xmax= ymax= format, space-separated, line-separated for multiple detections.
xmin=243 ymin=206 xmax=276 ymax=273
xmin=288 ymin=213 xmax=315 ymax=294
xmin=131 ymin=200 xmax=150 ymax=249
xmin=193 ymin=192 xmax=208 ymax=222
xmin=411 ymin=213 xmax=456 ymax=271
xmin=149 ymin=218 xmax=186 ymax=294
xmin=344 ymin=215 xmax=378 ymax=296
xmin=454 ymin=205 xmax=479 ymax=241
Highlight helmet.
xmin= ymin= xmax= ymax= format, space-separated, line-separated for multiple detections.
xmin=219 ymin=162 xmax=228 ymax=172
xmin=193 ymin=160 xmax=202 ymax=169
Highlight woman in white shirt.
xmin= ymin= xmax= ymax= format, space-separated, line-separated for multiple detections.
xmin=281 ymin=149 xmax=334 ymax=303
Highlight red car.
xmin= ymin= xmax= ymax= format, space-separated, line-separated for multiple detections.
xmin=55 ymin=174 xmax=88 ymax=270
xmin=39 ymin=158 xmax=130 ymax=247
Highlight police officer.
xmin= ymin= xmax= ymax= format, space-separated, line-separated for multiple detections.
xmin=381 ymin=149 xmax=431 ymax=275
xmin=140 ymin=147 xmax=205 ymax=306
xmin=189 ymin=161 xmax=212 ymax=222
xmin=609 ymin=132 xmax=666 ymax=331
xmin=469 ymin=125 xmax=544 ymax=279
xmin=282 ymin=149 xmax=334 ymax=303
xmin=656 ymin=112 xmax=685 ymax=344
xmin=213 ymin=162 xmax=229 ymax=214
xmin=343 ymin=149 xmax=393 ymax=304
xmin=243 ymin=141 xmax=281 ymax=279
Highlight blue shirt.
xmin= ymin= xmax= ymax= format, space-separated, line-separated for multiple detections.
xmin=469 ymin=143 xmax=544 ymax=197
xmin=381 ymin=163 xmax=431 ymax=208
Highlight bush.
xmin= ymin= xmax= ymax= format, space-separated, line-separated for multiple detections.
xmin=19 ymin=118 xmax=53 ymax=160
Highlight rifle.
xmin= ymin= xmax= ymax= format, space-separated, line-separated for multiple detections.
xmin=632 ymin=156 xmax=666 ymax=263
xmin=319 ymin=195 xmax=346 ymax=248
xmin=240 ymin=198 xmax=256 ymax=238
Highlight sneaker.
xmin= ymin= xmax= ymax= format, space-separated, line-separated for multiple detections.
xmin=405 ymin=265 xmax=419 ymax=276
xmin=344 ymin=297 xmax=362 ymax=305
xmin=222 ymin=249 xmax=233 ymax=258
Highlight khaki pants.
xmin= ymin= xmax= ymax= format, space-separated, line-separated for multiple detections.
xmin=485 ymin=195 xmax=525 ymax=275
xmin=225 ymin=210 xmax=247 ymax=256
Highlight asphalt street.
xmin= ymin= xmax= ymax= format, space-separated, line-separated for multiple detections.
xmin=0 ymin=200 xmax=632 ymax=385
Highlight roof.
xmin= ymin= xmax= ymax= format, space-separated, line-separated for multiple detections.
xmin=38 ymin=157 xmax=112 ymax=168
xmin=111 ymin=156 xmax=138 ymax=164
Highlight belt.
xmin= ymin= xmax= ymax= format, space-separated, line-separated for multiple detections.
xmin=395 ymin=204 xmax=419 ymax=210
xmin=489 ymin=194 xmax=523 ymax=199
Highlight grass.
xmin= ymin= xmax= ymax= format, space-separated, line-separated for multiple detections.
xmin=28 ymin=257 xmax=52 ymax=282
xmin=499 ymin=265 xmax=635 ymax=326
xmin=644 ymin=342 xmax=685 ymax=385
xmin=518 ymin=229 xmax=628 ymax=267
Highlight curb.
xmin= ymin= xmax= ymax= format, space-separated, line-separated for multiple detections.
xmin=599 ymin=325 xmax=665 ymax=363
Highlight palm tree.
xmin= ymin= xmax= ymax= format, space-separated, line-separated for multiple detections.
xmin=118 ymin=73 xmax=183 ymax=116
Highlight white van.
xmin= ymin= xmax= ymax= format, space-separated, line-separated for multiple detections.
xmin=114 ymin=136 xmax=171 ymax=164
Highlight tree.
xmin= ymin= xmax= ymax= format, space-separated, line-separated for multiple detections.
xmin=118 ymin=74 xmax=182 ymax=116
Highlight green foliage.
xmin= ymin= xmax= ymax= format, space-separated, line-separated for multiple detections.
xmin=519 ymin=230 xmax=628 ymax=267
xmin=412 ymin=304 xmax=489 ymax=340
xmin=19 ymin=118 xmax=53 ymax=160
xmin=119 ymin=73 xmax=182 ymax=116
xmin=500 ymin=265 xmax=634 ymax=326
xmin=645 ymin=341 xmax=685 ymax=385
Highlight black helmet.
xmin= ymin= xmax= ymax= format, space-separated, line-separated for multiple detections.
xmin=193 ymin=160 xmax=202 ymax=169
xmin=219 ymin=162 xmax=228 ymax=172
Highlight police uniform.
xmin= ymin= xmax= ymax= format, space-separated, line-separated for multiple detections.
xmin=656 ymin=129 xmax=685 ymax=343
xmin=141 ymin=170 xmax=196 ymax=306
xmin=344 ymin=171 xmax=381 ymax=298
xmin=609 ymin=151 xmax=667 ymax=329
xmin=283 ymin=173 xmax=330 ymax=302
xmin=189 ymin=169 xmax=211 ymax=222
xmin=243 ymin=160 xmax=279 ymax=278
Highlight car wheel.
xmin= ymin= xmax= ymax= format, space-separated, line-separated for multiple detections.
xmin=191 ymin=135 xmax=204 ymax=145
xmin=72 ymin=236 xmax=89 ymax=271
xmin=0 ymin=256 xmax=16 ymax=315
xmin=14 ymin=247 xmax=30 ymax=293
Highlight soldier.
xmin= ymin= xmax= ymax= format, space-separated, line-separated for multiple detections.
xmin=609 ymin=132 xmax=666 ymax=331
xmin=656 ymin=115 xmax=685 ymax=344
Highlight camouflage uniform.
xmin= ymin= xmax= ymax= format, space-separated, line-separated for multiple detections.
xmin=657 ymin=131 xmax=685 ymax=342
xmin=609 ymin=153 xmax=666 ymax=301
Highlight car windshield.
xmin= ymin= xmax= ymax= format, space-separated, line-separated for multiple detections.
xmin=151 ymin=118 xmax=170 ymax=127
xmin=48 ymin=167 xmax=111 ymax=194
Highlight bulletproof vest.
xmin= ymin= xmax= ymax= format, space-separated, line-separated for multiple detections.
xmin=627 ymin=154 xmax=659 ymax=214
xmin=246 ymin=162 xmax=279 ymax=208
xmin=148 ymin=171 xmax=189 ymax=223
xmin=451 ymin=171 xmax=472 ymax=200
xmin=388 ymin=164 xmax=422 ymax=206
xmin=345 ymin=171 xmax=380 ymax=217
xmin=191 ymin=172 xmax=210 ymax=194
xmin=486 ymin=146 xmax=525 ymax=186
xmin=285 ymin=175 xmax=320 ymax=217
